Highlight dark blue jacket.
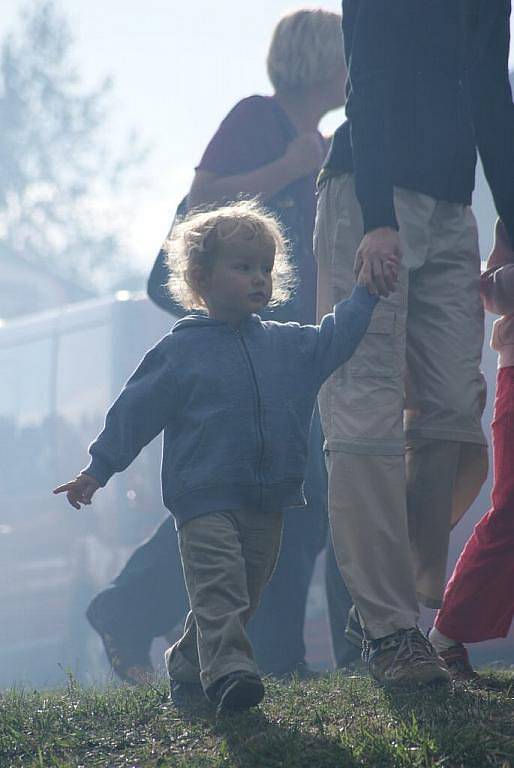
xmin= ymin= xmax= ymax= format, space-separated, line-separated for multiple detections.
xmin=84 ymin=287 xmax=377 ymax=527
xmin=324 ymin=0 xmax=514 ymax=243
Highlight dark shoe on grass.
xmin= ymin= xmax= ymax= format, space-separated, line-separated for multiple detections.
xmin=86 ymin=591 xmax=153 ymax=685
xmin=364 ymin=627 xmax=450 ymax=686
xmin=439 ymin=643 xmax=478 ymax=682
xmin=211 ymin=671 xmax=265 ymax=714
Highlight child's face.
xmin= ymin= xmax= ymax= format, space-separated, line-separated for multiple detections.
xmin=201 ymin=231 xmax=275 ymax=325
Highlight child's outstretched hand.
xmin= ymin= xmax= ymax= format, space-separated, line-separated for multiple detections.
xmin=53 ymin=473 xmax=100 ymax=510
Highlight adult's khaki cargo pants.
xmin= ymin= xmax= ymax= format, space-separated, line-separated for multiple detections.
xmin=315 ymin=174 xmax=487 ymax=639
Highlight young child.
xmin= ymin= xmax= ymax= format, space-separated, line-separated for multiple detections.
xmin=429 ymin=219 xmax=514 ymax=679
xmin=54 ymin=200 xmax=381 ymax=713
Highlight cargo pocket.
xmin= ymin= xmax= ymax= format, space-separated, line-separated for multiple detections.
xmin=348 ymin=310 xmax=397 ymax=379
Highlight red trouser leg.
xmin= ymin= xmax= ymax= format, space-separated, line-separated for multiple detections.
xmin=435 ymin=367 xmax=514 ymax=643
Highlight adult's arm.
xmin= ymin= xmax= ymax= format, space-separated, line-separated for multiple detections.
xmin=344 ymin=0 xmax=399 ymax=233
xmin=189 ymin=135 xmax=322 ymax=208
xmin=188 ymin=95 xmax=325 ymax=208
xmin=472 ymin=0 xmax=514 ymax=245
xmin=189 ymin=163 xmax=293 ymax=209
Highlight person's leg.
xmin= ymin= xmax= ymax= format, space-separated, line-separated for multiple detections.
xmin=248 ymin=410 xmax=326 ymax=676
xmin=166 ymin=509 xmax=282 ymax=694
xmin=240 ymin=509 xmax=284 ymax=624
xmin=435 ymin=367 xmax=514 ymax=644
xmin=87 ymin=516 xmax=189 ymax=681
xmin=111 ymin=516 xmax=189 ymax=636
xmin=315 ymin=176 xmax=449 ymax=685
xmin=215 ymin=508 xmax=283 ymax=710
xmin=450 ymin=442 xmax=489 ymax=529
xmin=165 ymin=610 xmax=202 ymax=685
xmin=405 ymin=438 xmax=461 ymax=608
xmin=405 ymin=203 xmax=486 ymax=608
xmin=247 ymin=507 xmax=322 ymax=675
xmin=324 ymin=534 xmax=361 ymax=668
xmin=315 ymin=175 xmax=420 ymax=639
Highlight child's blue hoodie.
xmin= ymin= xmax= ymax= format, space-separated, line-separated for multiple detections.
xmin=84 ymin=286 xmax=377 ymax=527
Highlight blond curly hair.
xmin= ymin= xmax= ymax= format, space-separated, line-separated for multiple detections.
xmin=164 ymin=199 xmax=296 ymax=311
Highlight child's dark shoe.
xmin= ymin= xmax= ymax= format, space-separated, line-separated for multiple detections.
xmin=210 ymin=671 xmax=264 ymax=713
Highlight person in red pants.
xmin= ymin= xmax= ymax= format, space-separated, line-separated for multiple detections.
xmin=429 ymin=220 xmax=514 ymax=679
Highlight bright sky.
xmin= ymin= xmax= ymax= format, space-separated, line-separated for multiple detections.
xmin=3 ymin=2 xmax=514 ymax=273
xmin=2 ymin=1 xmax=344 ymax=274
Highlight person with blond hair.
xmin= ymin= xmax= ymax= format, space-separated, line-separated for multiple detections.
xmin=54 ymin=200 xmax=379 ymax=712
xmin=87 ymin=7 xmax=357 ymax=684
xmin=189 ymin=8 xmax=347 ymax=330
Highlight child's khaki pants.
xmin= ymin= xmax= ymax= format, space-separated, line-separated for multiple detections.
xmin=166 ymin=508 xmax=283 ymax=692
xmin=315 ymin=174 xmax=486 ymax=639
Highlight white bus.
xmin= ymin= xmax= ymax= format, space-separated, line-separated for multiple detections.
xmin=0 ymin=293 xmax=174 ymax=687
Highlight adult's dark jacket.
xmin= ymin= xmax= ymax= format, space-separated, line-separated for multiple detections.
xmin=324 ymin=0 xmax=514 ymax=244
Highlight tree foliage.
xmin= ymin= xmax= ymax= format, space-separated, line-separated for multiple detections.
xmin=0 ymin=1 xmax=148 ymax=291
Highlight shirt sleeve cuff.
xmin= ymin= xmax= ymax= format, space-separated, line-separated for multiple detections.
xmin=82 ymin=456 xmax=114 ymax=487
xmin=350 ymin=284 xmax=380 ymax=307
xmin=362 ymin=205 xmax=399 ymax=235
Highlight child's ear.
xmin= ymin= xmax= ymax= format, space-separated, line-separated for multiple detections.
xmin=188 ymin=264 xmax=210 ymax=290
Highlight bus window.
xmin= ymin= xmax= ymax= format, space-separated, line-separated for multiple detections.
xmin=0 ymin=337 xmax=54 ymax=498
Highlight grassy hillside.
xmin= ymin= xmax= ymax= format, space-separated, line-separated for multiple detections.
xmin=2 ymin=670 xmax=514 ymax=767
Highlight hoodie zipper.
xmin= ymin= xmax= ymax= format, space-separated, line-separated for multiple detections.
xmin=235 ymin=329 xmax=265 ymax=506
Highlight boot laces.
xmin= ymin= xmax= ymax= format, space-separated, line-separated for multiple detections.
xmin=388 ymin=628 xmax=435 ymax=667
xmin=364 ymin=628 xmax=435 ymax=667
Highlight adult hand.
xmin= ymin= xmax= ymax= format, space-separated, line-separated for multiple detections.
xmin=53 ymin=473 xmax=101 ymax=510
xmin=283 ymin=132 xmax=326 ymax=181
xmin=354 ymin=227 xmax=402 ymax=297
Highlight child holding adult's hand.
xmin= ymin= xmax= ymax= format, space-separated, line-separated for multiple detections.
xmin=53 ymin=199 xmax=381 ymax=714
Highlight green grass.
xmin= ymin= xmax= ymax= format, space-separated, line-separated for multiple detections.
xmin=2 ymin=671 xmax=514 ymax=767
